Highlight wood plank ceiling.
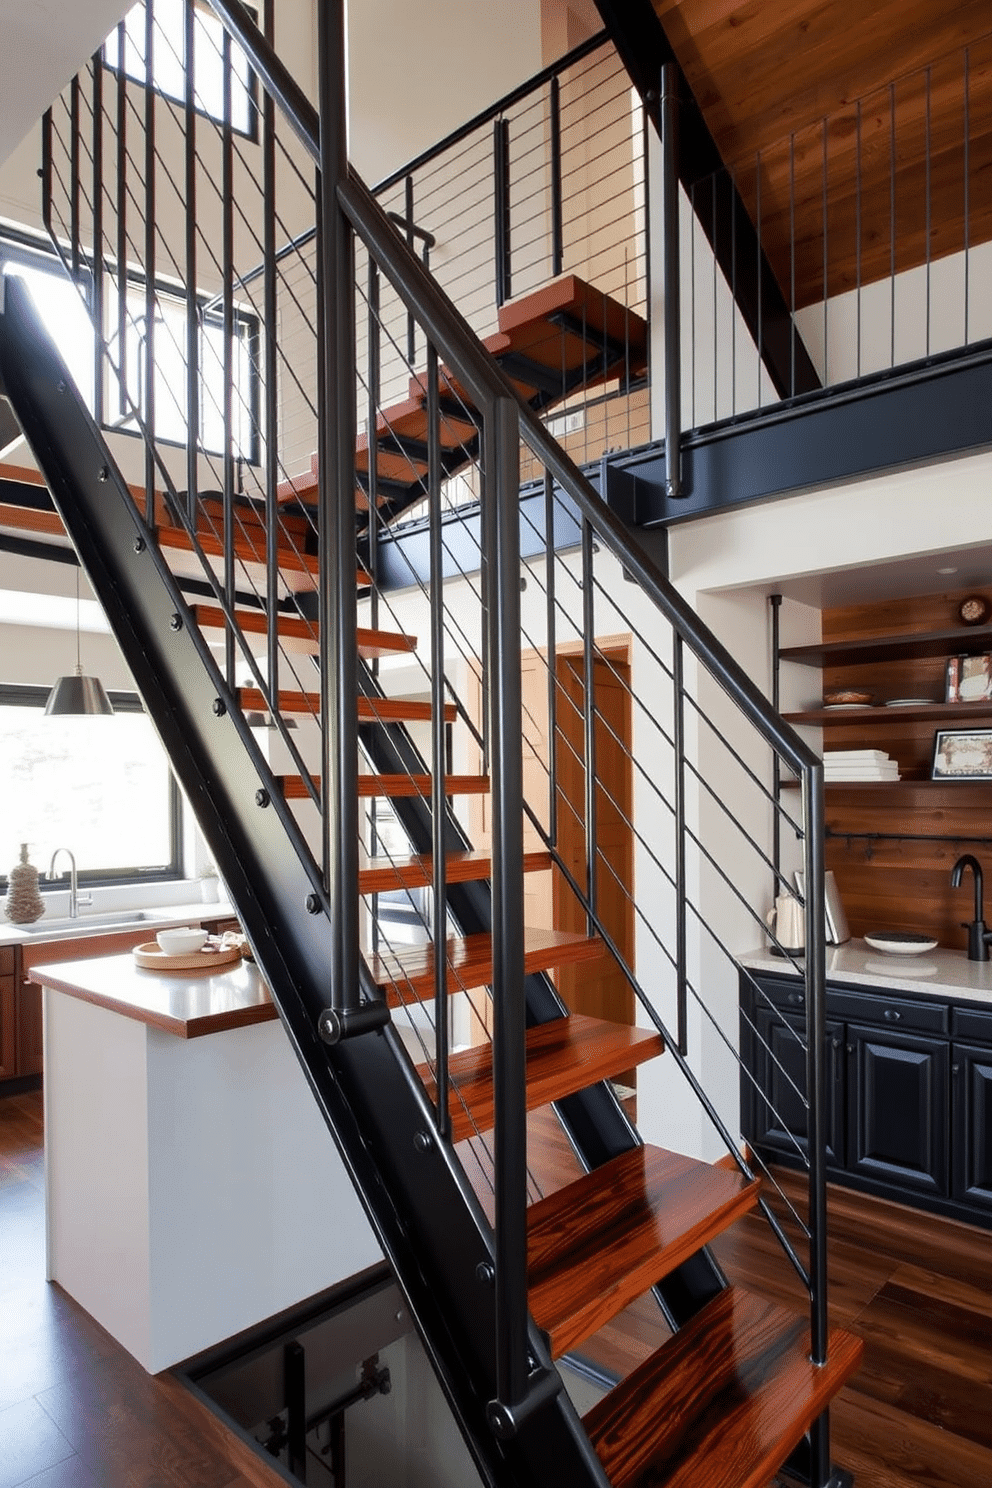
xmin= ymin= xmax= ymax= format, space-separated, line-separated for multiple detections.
xmin=653 ymin=0 xmax=992 ymax=308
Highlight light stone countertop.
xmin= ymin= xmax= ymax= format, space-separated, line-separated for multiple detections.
xmin=740 ymin=939 xmax=992 ymax=1005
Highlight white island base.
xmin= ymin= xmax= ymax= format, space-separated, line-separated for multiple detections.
xmin=41 ymin=962 xmax=382 ymax=1374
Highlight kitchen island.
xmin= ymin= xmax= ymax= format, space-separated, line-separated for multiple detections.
xmin=31 ymin=952 xmax=381 ymax=1373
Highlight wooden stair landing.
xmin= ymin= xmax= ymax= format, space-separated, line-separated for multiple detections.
xmin=369 ymin=926 xmax=602 ymax=1006
xmin=417 ymin=1014 xmax=664 ymax=1143
xmin=584 ymin=1285 xmax=863 ymax=1488
xmin=528 ymin=1146 xmax=760 ymax=1359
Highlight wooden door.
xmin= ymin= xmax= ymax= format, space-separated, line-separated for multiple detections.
xmin=552 ymin=648 xmax=634 ymax=1029
xmin=847 ymin=1024 xmax=949 ymax=1197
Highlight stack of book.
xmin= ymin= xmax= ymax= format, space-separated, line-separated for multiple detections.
xmin=824 ymin=749 xmax=900 ymax=782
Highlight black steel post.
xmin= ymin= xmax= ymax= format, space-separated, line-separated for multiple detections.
xmin=549 ymin=77 xmax=563 ymax=279
xmin=544 ymin=470 xmax=558 ymax=850
xmin=284 ymin=1340 xmax=307 ymax=1483
xmin=493 ymin=118 xmax=511 ymax=308
xmin=91 ymin=53 xmax=105 ymax=429
xmin=143 ymin=0 xmax=156 ymax=526
xmin=184 ymin=0 xmax=199 ymax=529
xmin=660 ymin=63 xmax=682 ymax=498
xmin=427 ymin=342 xmax=450 ymax=1139
xmin=673 ymin=631 xmax=687 ymax=1055
xmin=70 ymin=76 xmax=81 ymax=282
xmin=485 ymin=396 xmax=530 ymax=1426
xmin=116 ymin=21 xmax=127 ymax=418
xmin=770 ymin=592 xmax=782 ymax=892
xmin=405 ymin=173 xmax=416 ymax=363
xmin=315 ymin=0 xmax=384 ymax=1041
xmin=581 ymin=519 xmax=598 ymax=929
xmin=263 ymin=0 xmax=279 ymax=699
xmin=222 ymin=25 xmax=235 ymax=689
xmin=802 ymin=760 xmax=830 ymax=1482
xmin=41 ymin=110 xmax=53 ymax=237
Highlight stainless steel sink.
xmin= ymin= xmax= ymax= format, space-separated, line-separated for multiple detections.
xmin=18 ymin=910 xmax=152 ymax=937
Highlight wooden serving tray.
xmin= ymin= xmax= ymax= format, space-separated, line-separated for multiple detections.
xmin=133 ymin=941 xmax=243 ymax=973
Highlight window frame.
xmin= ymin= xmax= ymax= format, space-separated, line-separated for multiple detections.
xmin=0 ymin=682 xmax=184 ymax=891
xmin=101 ymin=0 xmax=260 ymax=145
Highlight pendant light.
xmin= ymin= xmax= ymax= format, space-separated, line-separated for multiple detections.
xmin=45 ymin=567 xmax=114 ymax=716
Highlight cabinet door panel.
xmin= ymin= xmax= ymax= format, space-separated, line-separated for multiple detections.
xmin=16 ymin=978 xmax=43 ymax=1077
xmin=0 ymin=976 xmax=15 ymax=1080
xmin=847 ymin=1025 xmax=948 ymax=1196
xmin=752 ymin=1008 xmax=845 ymax=1166
xmin=952 ymin=1043 xmax=992 ymax=1213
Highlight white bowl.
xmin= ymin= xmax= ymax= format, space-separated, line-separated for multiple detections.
xmin=864 ymin=931 xmax=939 ymax=956
xmin=156 ymin=926 xmax=208 ymax=956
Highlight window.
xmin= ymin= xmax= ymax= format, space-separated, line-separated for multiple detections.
xmin=1 ymin=238 xmax=259 ymax=464
xmin=0 ymin=685 xmax=182 ymax=889
xmin=103 ymin=0 xmax=257 ymax=139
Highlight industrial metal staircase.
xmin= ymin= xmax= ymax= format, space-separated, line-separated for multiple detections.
xmin=0 ymin=2 xmax=861 ymax=1484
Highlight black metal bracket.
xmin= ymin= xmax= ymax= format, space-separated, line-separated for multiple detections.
xmin=317 ymin=1001 xmax=391 ymax=1044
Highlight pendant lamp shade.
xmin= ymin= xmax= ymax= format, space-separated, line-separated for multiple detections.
xmin=45 ymin=666 xmax=115 ymax=716
xmin=45 ymin=568 xmax=115 ymax=716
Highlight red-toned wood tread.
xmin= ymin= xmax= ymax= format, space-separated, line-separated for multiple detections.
xmin=236 ymin=688 xmax=456 ymax=723
xmin=583 ymin=1285 xmax=863 ymax=1488
xmin=358 ymin=847 xmax=552 ymax=894
xmin=528 ymin=1147 xmax=760 ymax=1360
xmin=156 ymin=525 xmax=321 ymax=578
xmin=369 ymin=927 xmax=603 ymax=1007
xmin=417 ymin=1014 xmax=664 ymax=1144
xmin=191 ymin=604 xmax=415 ymax=659
xmin=279 ymin=772 xmax=490 ymax=800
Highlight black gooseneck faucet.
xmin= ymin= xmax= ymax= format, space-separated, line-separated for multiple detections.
xmin=950 ymin=854 xmax=992 ymax=961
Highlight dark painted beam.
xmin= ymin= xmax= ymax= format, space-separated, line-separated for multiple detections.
xmin=593 ymin=0 xmax=820 ymax=401
xmin=617 ymin=343 xmax=992 ymax=528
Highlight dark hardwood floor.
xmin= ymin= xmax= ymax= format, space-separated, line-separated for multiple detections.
xmin=3 ymin=1087 xmax=991 ymax=1487
xmin=0 ymin=1090 xmax=283 ymax=1488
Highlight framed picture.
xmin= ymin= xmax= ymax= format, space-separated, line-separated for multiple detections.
xmin=958 ymin=653 xmax=992 ymax=703
xmin=931 ymin=727 xmax=992 ymax=781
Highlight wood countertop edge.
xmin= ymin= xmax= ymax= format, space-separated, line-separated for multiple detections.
xmin=29 ymin=966 xmax=278 ymax=1039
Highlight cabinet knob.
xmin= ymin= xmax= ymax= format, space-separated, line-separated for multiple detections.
xmin=846 ymin=1044 xmax=854 ymax=1054
xmin=787 ymin=992 xmax=804 ymax=1006
xmin=883 ymin=1008 xmax=902 ymax=1022
xmin=952 ymin=1064 xmax=961 ymax=1076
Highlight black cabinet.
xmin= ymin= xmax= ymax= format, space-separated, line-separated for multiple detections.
xmin=752 ymin=1007 xmax=846 ymax=1166
xmin=740 ymin=970 xmax=991 ymax=1228
xmin=846 ymin=1024 xmax=948 ymax=1197
xmin=952 ymin=1042 xmax=992 ymax=1215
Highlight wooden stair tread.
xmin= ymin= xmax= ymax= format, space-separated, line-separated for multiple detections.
xmin=236 ymin=688 xmax=456 ymax=723
xmin=418 ymin=1014 xmax=664 ymax=1144
xmin=279 ymin=772 xmax=490 ymax=800
xmin=156 ymin=524 xmax=320 ymax=578
xmin=370 ymin=927 xmax=603 ymax=1007
xmin=583 ymin=1286 xmax=863 ymax=1488
xmin=192 ymin=604 xmax=415 ymax=659
xmin=358 ymin=847 xmax=552 ymax=894
xmin=527 ymin=1147 xmax=760 ymax=1359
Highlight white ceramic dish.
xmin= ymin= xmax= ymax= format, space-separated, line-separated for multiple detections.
xmin=883 ymin=698 xmax=934 ymax=707
xmin=156 ymin=926 xmax=208 ymax=955
xmin=864 ymin=931 xmax=939 ymax=956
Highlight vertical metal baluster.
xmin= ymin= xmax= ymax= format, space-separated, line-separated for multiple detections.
xmin=41 ymin=110 xmax=53 ymax=237
xmin=963 ymin=48 xmax=970 ymax=345
xmin=144 ymin=0 xmax=156 ymax=528
xmin=70 ymin=77 xmax=80 ymax=283
xmin=673 ymin=631 xmax=687 ymax=1056
xmin=366 ymin=255 xmax=381 ymax=956
xmin=711 ymin=172 xmax=717 ymax=420
xmin=690 ymin=179 xmax=696 ymax=427
xmin=222 ymin=24 xmax=235 ymax=690
xmin=426 ymin=344 xmax=449 ymax=1141
xmin=550 ymin=76 xmax=563 ymax=278
xmin=730 ymin=168 xmax=736 ymax=414
xmin=405 ymin=174 xmax=416 ymax=363
xmin=770 ymin=593 xmax=782 ymax=893
xmin=185 ymin=0 xmax=198 ymax=529
xmin=855 ymin=100 xmax=862 ymax=378
xmin=925 ymin=66 xmax=931 ymax=356
xmin=92 ymin=53 xmax=105 ymax=429
xmin=661 ymin=64 xmax=681 ymax=497
xmin=803 ymin=758 xmax=829 ymax=1480
xmin=494 ymin=118 xmax=511 ymax=307
xmin=544 ymin=469 xmax=558 ymax=850
xmin=890 ymin=83 xmax=896 ymax=369
xmin=822 ymin=118 xmax=828 ymax=381
xmin=116 ymin=20 xmax=127 ymax=421
xmin=581 ymin=519 xmax=597 ymax=931
xmin=263 ymin=0 xmax=279 ymax=702
xmin=755 ymin=152 xmax=762 ymax=408
xmin=789 ymin=132 xmax=796 ymax=399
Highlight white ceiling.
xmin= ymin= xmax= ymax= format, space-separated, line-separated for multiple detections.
xmin=0 ymin=0 xmax=131 ymax=167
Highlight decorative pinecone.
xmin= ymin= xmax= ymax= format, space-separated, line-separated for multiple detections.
xmin=4 ymin=843 xmax=45 ymax=925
